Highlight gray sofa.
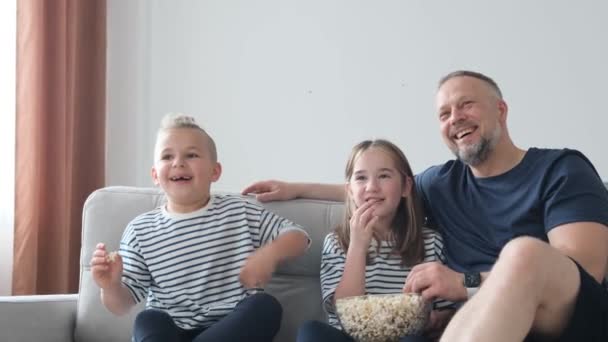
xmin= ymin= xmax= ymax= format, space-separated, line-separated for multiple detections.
xmin=0 ymin=186 xmax=344 ymax=342
xmin=1 ymin=183 xmax=607 ymax=342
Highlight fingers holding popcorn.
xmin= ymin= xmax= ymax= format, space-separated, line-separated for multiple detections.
xmin=349 ymin=200 xmax=378 ymax=249
xmin=90 ymin=242 xmax=123 ymax=290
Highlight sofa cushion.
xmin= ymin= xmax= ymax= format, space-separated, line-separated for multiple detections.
xmin=75 ymin=186 xmax=343 ymax=342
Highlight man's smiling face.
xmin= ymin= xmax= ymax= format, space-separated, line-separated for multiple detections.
xmin=436 ymin=76 xmax=505 ymax=166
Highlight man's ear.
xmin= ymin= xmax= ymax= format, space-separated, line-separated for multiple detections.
xmin=211 ymin=162 xmax=222 ymax=182
xmin=498 ymin=99 xmax=509 ymax=123
xmin=402 ymin=176 xmax=413 ymax=198
xmin=151 ymin=166 xmax=160 ymax=186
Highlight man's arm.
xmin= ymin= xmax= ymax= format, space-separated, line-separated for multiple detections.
xmin=548 ymin=221 xmax=608 ymax=283
xmin=242 ymin=180 xmax=346 ymax=202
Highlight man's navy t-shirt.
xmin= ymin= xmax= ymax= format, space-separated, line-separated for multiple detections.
xmin=415 ymin=148 xmax=608 ymax=273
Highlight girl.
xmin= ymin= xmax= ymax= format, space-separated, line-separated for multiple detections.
xmin=297 ymin=139 xmax=450 ymax=342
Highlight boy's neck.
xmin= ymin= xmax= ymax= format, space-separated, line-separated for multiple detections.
xmin=166 ymin=195 xmax=211 ymax=214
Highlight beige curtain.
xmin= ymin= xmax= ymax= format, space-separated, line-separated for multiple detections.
xmin=14 ymin=0 xmax=106 ymax=295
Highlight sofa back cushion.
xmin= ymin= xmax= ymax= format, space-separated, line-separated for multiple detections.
xmin=75 ymin=186 xmax=343 ymax=342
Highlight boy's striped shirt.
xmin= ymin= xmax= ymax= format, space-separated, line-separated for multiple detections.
xmin=119 ymin=194 xmax=308 ymax=329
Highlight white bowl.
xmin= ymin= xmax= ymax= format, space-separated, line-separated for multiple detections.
xmin=335 ymin=293 xmax=430 ymax=342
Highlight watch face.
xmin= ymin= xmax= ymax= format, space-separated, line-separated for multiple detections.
xmin=465 ymin=272 xmax=481 ymax=287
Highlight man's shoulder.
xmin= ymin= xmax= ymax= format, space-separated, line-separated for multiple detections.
xmin=527 ymin=147 xmax=600 ymax=177
xmin=416 ymin=159 xmax=464 ymax=189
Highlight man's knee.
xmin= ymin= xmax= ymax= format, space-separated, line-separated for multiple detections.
xmin=498 ymin=237 xmax=552 ymax=274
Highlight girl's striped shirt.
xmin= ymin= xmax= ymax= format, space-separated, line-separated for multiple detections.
xmin=320 ymin=227 xmax=452 ymax=328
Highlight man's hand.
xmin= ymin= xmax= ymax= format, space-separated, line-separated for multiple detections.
xmin=241 ymin=180 xmax=297 ymax=202
xmin=239 ymin=247 xmax=279 ymax=289
xmin=403 ymin=262 xmax=467 ymax=302
xmin=90 ymin=242 xmax=123 ymax=290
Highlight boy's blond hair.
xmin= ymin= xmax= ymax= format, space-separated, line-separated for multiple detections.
xmin=156 ymin=112 xmax=218 ymax=162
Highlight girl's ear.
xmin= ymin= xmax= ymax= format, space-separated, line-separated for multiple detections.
xmin=345 ymin=182 xmax=355 ymax=209
xmin=402 ymin=176 xmax=413 ymax=197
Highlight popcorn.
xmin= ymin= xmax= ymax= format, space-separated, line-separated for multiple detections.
xmin=106 ymin=251 xmax=118 ymax=263
xmin=336 ymin=293 xmax=430 ymax=342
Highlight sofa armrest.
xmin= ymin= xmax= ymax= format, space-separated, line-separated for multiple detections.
xmin=0 ymin=294 xmax=78 ymax=342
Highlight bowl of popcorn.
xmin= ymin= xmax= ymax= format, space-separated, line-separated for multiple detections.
xmin=335 ymin=293 xmax=430 ymax=342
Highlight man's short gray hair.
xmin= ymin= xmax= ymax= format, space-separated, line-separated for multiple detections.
xmin=438 ymin=70 xmax=503 ymax=99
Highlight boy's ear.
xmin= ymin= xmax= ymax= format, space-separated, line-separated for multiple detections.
xmin=402 ymin=176 xmax=413 ymax=198
xmin=211 ymin=162 xmax=222 ymax=182
xmin=151 ymin=166 xmax=160 ymax=186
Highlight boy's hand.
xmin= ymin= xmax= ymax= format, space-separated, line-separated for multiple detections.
xmin=90 ymin=242 xmax=123 ymax=290
xmin=239 ymin=247 xmax=278 ymax=289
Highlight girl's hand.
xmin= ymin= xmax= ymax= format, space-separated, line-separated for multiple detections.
xmin=239 ymin=247 xmax=278 ymax=289
xmin=90 ymin=243 xmax=123 ymax=290
xmin=349 ymin=200 xmax=379 ymax=250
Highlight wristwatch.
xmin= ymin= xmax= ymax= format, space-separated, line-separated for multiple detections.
xmin=463 ymin=272 xmax=481 ymax=298
xmin=463 ymin=272 xmax=481 ymax=287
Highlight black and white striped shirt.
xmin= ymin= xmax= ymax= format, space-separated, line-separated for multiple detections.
xmin=119 ymin=194 xmax=308 ymax=329
xmin=320 ymin=227 xmax=450 ymax=328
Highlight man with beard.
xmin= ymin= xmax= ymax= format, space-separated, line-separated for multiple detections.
xmin=242 ymin=71 xmax=608 ymax=341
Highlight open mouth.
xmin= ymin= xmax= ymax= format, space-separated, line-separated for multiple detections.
xmin=170 ymin=176 xmax=192 ymax=182
xmin=453 ymin=127 xmax=476 ymax=141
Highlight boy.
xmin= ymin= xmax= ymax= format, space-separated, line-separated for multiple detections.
xmin=90 ymin=113 xmax=310 ymax=342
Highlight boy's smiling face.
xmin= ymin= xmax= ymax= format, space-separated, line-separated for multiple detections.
xmin=152 ymin=127 xmax=221 ymax=213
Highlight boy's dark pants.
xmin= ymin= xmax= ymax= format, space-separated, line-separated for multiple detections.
xmin=133 ymin=292 xmax=281 ymax=342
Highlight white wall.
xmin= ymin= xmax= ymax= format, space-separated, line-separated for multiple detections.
xmin=107 ymin=0 xmax=608 ymax=192
xmin=0 ymin=0 xmax=16 ymax=295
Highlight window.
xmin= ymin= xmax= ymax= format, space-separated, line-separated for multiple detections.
xmin=0 ymin=0 xmax=16 ymax=295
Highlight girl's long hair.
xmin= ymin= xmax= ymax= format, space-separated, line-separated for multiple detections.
xmin=335 ymin=139 xmax=425 ymax=266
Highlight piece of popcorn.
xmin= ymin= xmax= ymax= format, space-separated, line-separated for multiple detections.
xmin=106 ymin=251 xmax=118 ymax=263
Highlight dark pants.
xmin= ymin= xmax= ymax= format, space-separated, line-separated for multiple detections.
xmin=525 ymin=259 xmax=608 ymax=342
xmin=133 ymin=292 xmax=282 ymax=342
xmin=297 ymin=320 xmax=429 ymax=342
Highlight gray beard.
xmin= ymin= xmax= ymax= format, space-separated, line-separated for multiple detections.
xmin=453 ymin=126 xmax=501 ymax=166
xmin=454 ymin=138 xmax=492 ymax=166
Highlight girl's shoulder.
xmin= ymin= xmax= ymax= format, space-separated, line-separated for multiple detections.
xmin=323 ymin=232 xmax=339 ymax=244
xmin=421 ymin=227 xmax=443 ymax=240
xmin=322 ymin=232 xmax=346 ymax=253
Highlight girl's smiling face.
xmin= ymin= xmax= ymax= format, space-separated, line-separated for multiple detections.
xmin=348 ymin=147 xmax=410 ymax=224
